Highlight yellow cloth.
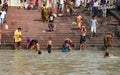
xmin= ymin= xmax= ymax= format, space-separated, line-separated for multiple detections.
xmin=14 ymin=30 xmax=22 ymax=42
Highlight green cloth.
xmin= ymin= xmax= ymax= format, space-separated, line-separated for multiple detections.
xmin=42 ymin=7 xmax=48 ymax=21
xmin=69 ymin=2 xmax=74 ymax=8
xmin=104 ymin=36 xmax=109 ymax=44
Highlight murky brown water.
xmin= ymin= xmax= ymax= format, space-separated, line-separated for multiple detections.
xmin=0 ymin=50 xmax=120 ymax=75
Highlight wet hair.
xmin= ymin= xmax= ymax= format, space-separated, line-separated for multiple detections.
xmin=65 ymin=40 xmax=68 ymax=43
xmin=34 ymin=40 xmax=38 ymax=43
xmin=29 ymin=39 xmax=38 ymax=46
xmin=104 ymin=52 xmax=109 ymax=57
xmin=18 ymin=27 xmax=21 ymax=30
xmin=49 ymin=37 xmax=52 ymax=40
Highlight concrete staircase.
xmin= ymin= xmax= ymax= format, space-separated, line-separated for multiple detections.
xmin=1 ymin=6 xmax=120 ymax=50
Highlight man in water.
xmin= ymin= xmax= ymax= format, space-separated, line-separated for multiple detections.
xmin=47 ymin=37 xmax=53 ymax=53
xmin=104 ymin=33 xmax=113 ymax=50
xmin=80 ymin=25 xmax=87 ymax=50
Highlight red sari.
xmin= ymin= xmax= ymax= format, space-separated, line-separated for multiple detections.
xmin=73 ymin=0 xmax=76 ymax=4
xmin=35 ymin=0 xmax=39 ymax=7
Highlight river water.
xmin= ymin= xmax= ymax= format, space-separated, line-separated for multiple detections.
xmin=0 ymin=50 xmax=120 ymax=75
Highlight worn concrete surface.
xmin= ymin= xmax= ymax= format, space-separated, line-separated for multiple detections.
xmin=0 ymin=50 xmax=120 ymax=75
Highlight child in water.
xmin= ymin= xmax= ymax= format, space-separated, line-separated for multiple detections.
xmin=47 ymin=37 xmax=52 ymax=53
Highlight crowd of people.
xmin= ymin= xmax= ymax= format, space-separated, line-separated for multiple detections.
xmin=14 ymin=1 xmax=115 ymax=48
xmin=0 ymin=0 xmax=118 ymax=57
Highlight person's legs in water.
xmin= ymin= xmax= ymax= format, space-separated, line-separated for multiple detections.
xmin=14 ymin=42 xmax=18 ymax=50
xmin=18 ymin=42 xmax=22 ymax=49
xmin=47 ymin=45 xmax=51 ymax=53
xmin=80 ymin=36 xmax=86 ymax=50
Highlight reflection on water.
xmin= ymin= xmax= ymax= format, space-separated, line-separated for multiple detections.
xmin=13 ymin=50 xmax=23 ymax=75
xmin=0 ymin=50 xmax=120 ymax=75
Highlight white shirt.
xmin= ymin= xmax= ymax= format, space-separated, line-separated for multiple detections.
xmin=0 ymin=11 xmax=6 ymax=18
xmin=102 ymin=5 xmax=107 ymax=12
xmin=90 ymin=19 xmax=98 ymax=27
xmin=60 ymin=0 xmax=64 ymax=4
xmin=75 ymin=0 xmax=81 ymax=7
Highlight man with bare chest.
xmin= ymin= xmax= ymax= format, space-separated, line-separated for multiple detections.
xmin=80 ymin=26 xmax=87 ymax=50
xmin=76 ymin=14 xmax=82 ymax=29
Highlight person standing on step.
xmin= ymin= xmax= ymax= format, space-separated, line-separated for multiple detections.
xmin=48 ymin=11 xmax=55 ymax=32
xmin=76 ymin=13 xmax=82 ymax=29
xmin=13 ymin=28 xmax=22 ymax=50
xmin=80 ymin=25 xmax=87 ymax=50
xmin=101 ymin=4 xmax=107 ymax=18
xmin=47 ymin=37 xmax=52 ymax=53
xmin=104 ymin=33 xmax=113 ymax=50
xmin=59 ymin=0 xmax=64 ymax=13
xmin=0 ymin=9 xmax=6 ymax=25
xmin=41 ymin=4 xmax=48 ymax=22
xmin=69 ymin=1 xmax=74 ymax=16
xmin=89 ymin=15 xmax=98 ymax=39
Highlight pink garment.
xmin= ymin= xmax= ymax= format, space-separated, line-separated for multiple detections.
xmin=35 ymin=0 xmax=39 ymax=6
xmin=49 ymin=0 xmax=53 ymax=3
xmin=30 ymin=0 xmax=34 ymax=5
